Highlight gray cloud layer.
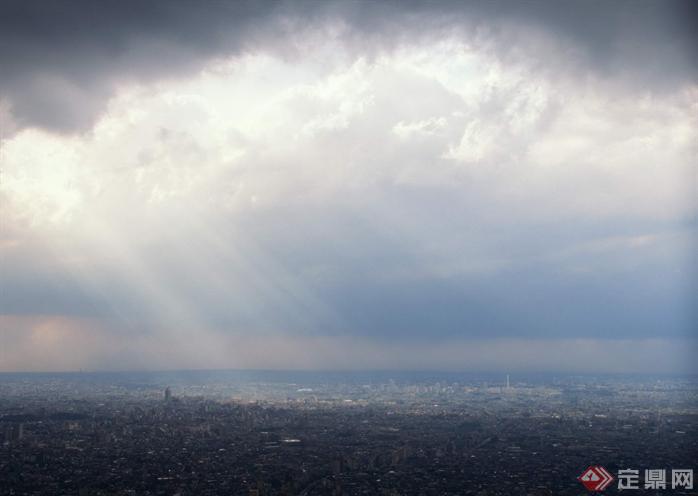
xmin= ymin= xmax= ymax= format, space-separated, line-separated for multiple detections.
xmin=1 ymin=0 xmax=696 ymax=133
xmin=0 ymin=0 xmax=696 ymax=372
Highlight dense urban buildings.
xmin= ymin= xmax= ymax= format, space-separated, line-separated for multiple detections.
xmin=1 ymin=371 xmax=696 ymax=495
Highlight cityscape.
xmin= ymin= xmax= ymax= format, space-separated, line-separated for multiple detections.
xmin=1 ymin=371 xmax=696 ymax=495
xmin=1 ymin=0 xmax=696 ymax=495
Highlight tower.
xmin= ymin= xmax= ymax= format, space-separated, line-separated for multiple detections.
xmin=506 ymin=374 xmax=510 ymax=389
xmin=164 ymin=387 xmax=172 ymax=402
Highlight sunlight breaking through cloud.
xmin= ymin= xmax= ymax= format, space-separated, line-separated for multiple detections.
xmin=1 ymin=14 xmax=696 ymax=372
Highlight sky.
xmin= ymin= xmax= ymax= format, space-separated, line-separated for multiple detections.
xmin=0 ymin=0 xmax=696 ymax=373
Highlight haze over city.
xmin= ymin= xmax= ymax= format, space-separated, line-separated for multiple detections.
xmin=1 ymin=0 xmax=696 ymax=374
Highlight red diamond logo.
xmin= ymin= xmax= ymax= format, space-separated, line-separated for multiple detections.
xmin=578 ymin=465 xmax=614 ymax=491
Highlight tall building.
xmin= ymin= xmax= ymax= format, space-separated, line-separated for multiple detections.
xmin=5 ymin=423 xmax=23 ymax=443
xmin=164 ymin=387 xmax=172 ymax=402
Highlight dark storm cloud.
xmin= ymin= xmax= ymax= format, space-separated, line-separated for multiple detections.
xmin=1 ymin=0 xmax=695 ymax=134
xmin=0 ymin=0 xmax=274 ymax=131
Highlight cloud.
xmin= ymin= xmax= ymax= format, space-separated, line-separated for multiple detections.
xmin=0 ymin=2 xmax=695 ymax=372
xmin=1 ymin=46 xmax=695 ymax=347
xmin=1 ymin=0 xmax=695 ymax=134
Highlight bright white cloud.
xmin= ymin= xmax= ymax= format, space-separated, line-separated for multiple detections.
xmin=1 ymin=38 xmax=695 ymax=371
